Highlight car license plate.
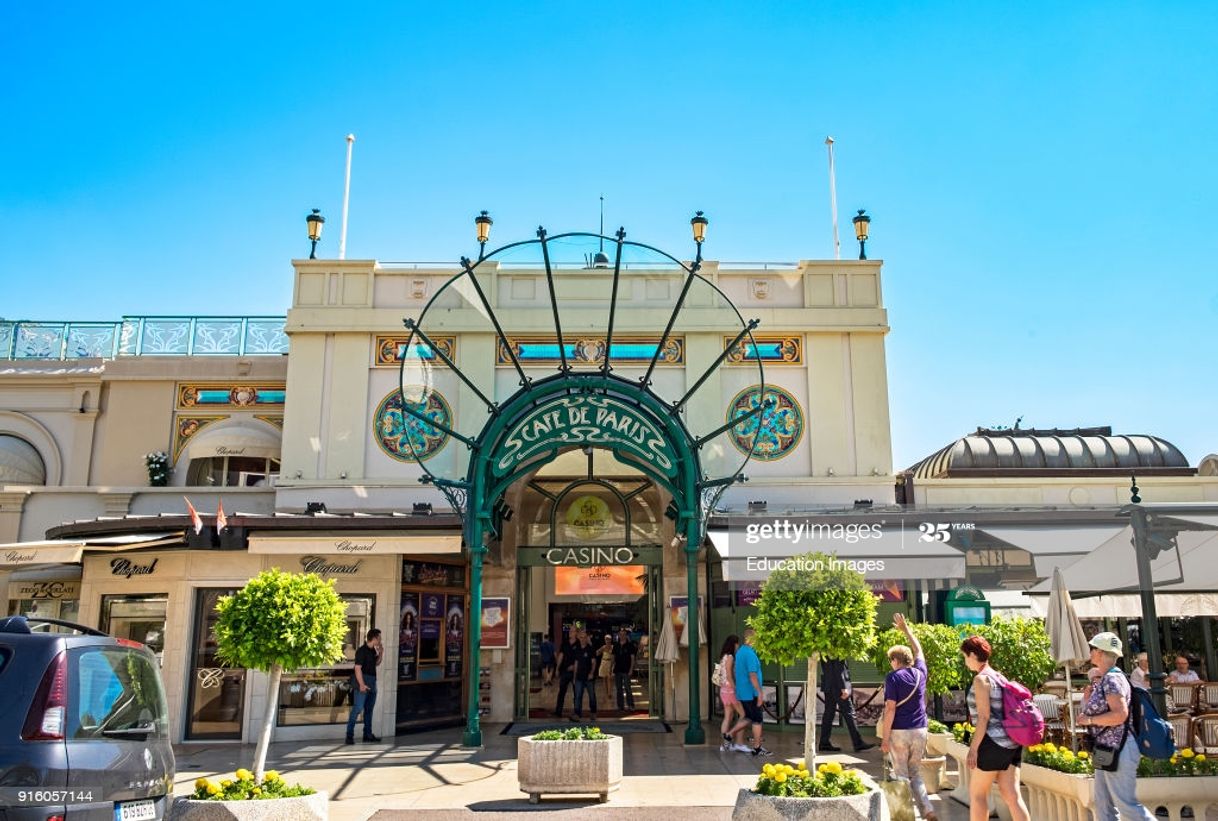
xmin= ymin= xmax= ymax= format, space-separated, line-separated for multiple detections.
xmin=115 ymin=799 xmax=156 ymax=821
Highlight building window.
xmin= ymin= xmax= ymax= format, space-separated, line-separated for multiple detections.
xmin=0 ymin=433 xmax=46 ymax=485
xmin=277 ymin=595 xmax=376 ymax=726
xmin=185 ymin=456 xmax=280 ymax=487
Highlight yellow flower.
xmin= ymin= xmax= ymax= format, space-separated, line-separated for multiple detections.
xmin=823 ymin=761 xmax=844 ymax=775
xmin=1044 ymin=743 xmax=1057 ymax=753
xmin=251 ymin=788 xmax=261 ymax=796
xmin=1062 ymin=750 xmax=1075 ymax=760
xmin=1078 ymin=751 xmax=1089 ymax=759
xmin=236 ymin=769 xmax=254 ymax=781
xmin=1171 ymin=756 xmax=1179 ymax=765
xmin=763 ymin=763 xmax=775 ymax=777
xmin=206 ymin=784 xmax=220 ymax=796
xmin=1181 ymin=748 xmax=1195 ymax=759
xmin=263 ymin=770 xmax=281 ymax=782
xmin=784 ymin=764 xmax=796 ymax=775
xmin=1196 ymin=754 xmax=1206 ymax=762
xmin=775 ymin=772 xmax=787 ymax=783
xmin=194 ymin=778 xmax=209 ymax=791
xmin=220 ymin=780 xmax=233 ymax=788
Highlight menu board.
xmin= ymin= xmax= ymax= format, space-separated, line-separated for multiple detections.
xmin=480 ymin=597 xmax=510 ymax=649
xmin=445 ymin=594 xmax=464 ymax=679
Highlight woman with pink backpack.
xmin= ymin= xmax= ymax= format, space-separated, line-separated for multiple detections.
xmin=961 ymin=635 xmax=1032 ymax=821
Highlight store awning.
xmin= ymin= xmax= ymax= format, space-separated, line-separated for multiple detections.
xmin=1029 ymin=527 xmax=1218 ymax=593
xmin=1027 ymin=592 xmax=1218 ymax=619
xmin=978 ymin=524 xmax=1127 ymax=577
xmin=0 ymin=540 xmax=85 ymax=567
xmin=184 ymin=420 xmax=281 ymax=462
xmin=249 ymin=532 xmax=462 ymax=556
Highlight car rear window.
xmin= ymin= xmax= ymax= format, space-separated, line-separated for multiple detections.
xmin=0 ymin=647 xmax=9 ymax=673
xmin=70 ymin=647 xmax=169 ymax=739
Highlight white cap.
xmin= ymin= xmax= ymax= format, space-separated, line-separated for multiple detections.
xmin=1089 ymin=632 xmax=1123 ymax=656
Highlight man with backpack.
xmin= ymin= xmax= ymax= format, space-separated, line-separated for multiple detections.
xmin=1080 ymin=632 xmax=1156 ymax=821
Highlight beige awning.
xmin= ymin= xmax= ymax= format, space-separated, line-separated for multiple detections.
xmin=0 ymin=540 xmax=85 ymax=566
xmin=249 ymin=532 xmax=462 ymax=556
xmin=1028 ymin=592 xmax=1218 ymax=619
xmin=185 ymin=420 xmax=281 ymax=462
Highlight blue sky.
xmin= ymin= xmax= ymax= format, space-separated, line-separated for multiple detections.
xmin=2 ymin=4 xmax=1215 ymax=470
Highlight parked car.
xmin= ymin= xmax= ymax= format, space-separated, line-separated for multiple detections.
xmin=0 ymin=615 xmax=175 ymax=821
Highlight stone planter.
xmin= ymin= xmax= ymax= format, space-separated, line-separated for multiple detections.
xmin=1136 ymin=775 xmax=1218 ymax=821
xmin=925 ymin=731 xmax=952 ymax=757
xmin=917 ymin=756 xmax=946 ymax=793
xmin=517 ymin=735 xmax=622 ymax=804
xmin=731 ymin=787 xmax=890 ymax=820
xmin=171 ymin=791 xmax=327 ymax=821
xmin=1022 ymin=766 xmax=1218 ymax=821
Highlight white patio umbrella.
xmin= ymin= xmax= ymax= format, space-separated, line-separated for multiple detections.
xmin=654 ymin=613 xmax=680 ymax=720
xmin=1046 ymin=566 xmax=1091 ymax=750
xmin=678 ymin=608 xmax=707 ymax=647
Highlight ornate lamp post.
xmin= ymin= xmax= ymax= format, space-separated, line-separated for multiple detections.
xmin=306 ymin=209 xmax=325 ymax=259
xmin=852 ymin=209 xmax=871 ymax=260
xmin=475 ymin=210 xmax=493 ymax=259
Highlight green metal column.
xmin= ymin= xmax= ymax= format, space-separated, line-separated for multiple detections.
xmin=683 ymin=514 xmax=704 ymax=745
xmin=464 ymin=508 xmax=487 ymax=747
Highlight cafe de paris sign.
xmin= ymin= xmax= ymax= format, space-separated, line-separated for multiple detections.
xmin=493 ymin=395 xmax=678 ymax=479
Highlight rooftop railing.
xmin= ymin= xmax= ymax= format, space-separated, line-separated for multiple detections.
xmin=0 ymin=317 xmax=289 ymax=360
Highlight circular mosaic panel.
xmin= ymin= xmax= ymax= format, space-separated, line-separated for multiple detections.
xmin=374 ymin=388 xmax=451 ymax=462
xmin=726 ymin=385 xmax=805 ymax=461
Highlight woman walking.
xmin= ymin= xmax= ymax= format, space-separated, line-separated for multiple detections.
xmin=880 ymin=613 xmax=936 ymax=821
xmin=717 ymin=634 xmax=748 ymax=752
xmin=1080 ymin=632 xmax=1155 ymax=821
xmin=960 ymin=635 xmax=1030 ymax=821
xmin=598 ymin=634 xmax=615 ymax=703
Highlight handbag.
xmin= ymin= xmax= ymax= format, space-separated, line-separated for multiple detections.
xmin=711 ymin=662 xmax=724 ymax=687
xmin=1090 ymin=727 xmax=1128 ymax=771
xmin=879 ymin=752 xmax=916 ymax=821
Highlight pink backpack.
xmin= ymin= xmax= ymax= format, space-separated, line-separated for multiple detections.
xmin=991 ymin=672 xmax=1045 ymax=747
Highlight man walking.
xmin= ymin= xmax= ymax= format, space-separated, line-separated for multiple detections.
xmin=346 ymin=628 xmax=383 ymax=744
xmin=570 ymin=629 xmax=598 ymax=721
xmin=613 ymin=627 xmax=637 ymax=712
xmin=727 ymin=628 xmax=771 ymax=756
xmin=539 ymin=633 xmax=556 ymax=687
xmin=553 ymin=630 xmax=579 ymax=717
xmin=819 ymin=657 xmax=875 ymax=753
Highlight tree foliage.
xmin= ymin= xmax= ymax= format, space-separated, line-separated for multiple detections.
xmin=749 ymin=552 xmax=878 ymax=665
xmin=871 ymin=621 xmax=967 ymax=695
xmin=214 ymin=569 xmax=348 ymax=673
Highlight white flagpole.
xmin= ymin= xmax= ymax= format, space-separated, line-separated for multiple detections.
xmin=825 ymin=136 xmax=840 ymax=260
xmin=339 ymin=134 xmax=355 ymax=260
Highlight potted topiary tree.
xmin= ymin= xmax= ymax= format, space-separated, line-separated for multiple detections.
xmin=735 ymin=551 xmax=882 ymax=820
xmin=173 ymin=570 xmax=347 ymax=821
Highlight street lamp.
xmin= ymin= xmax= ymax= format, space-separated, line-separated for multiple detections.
xmin=690 ymin=211 xmax=708 ymax=263
xmin=306 ymin=209 xmax=325 ymax=259
xmin=852 ymin=209 xmax=871 ymax=260
xmin=475 ymin=210 xmax=493 ymax=258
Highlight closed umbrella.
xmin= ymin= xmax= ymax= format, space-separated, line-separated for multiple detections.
xmin=1047 ymin=566 xmax=1091 ymax=750
xmin=655 ymin=611 xmax=680 ymax=720
xmin=678 ymin=606 xmax=707 ymax=647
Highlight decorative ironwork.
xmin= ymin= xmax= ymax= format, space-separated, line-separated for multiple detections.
xmin=373 ymin=388 xmax=452 ymax=462
xmin=1 ymin=317 xmax=288 ymax=360
xmin=374 ymin=334 xmax=455 ymax=367
xmin=725 ymin=334 xmax=802 ymax=365
xmin=13 ymin=324 xmax=65 ymax=359
xmin=173 ymin=415 xmax=229 ymax=460
xmin=177 ymin=383 xmax=286 ymax=409
xmin=496 ymin=336 xmax=684 ymax=366
xmin=244 ymin=320 xmax=289 ymax=354
xmin=727 ymin=385 xmax=804 ymax=461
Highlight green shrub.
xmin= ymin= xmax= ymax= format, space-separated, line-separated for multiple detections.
xmin=532 ymin=726 xmax=609 ymax=741
xmin=927 ymin=718 xmax=949 ymax=734
xmin=754 ymin=761 xmax=868 ymax=798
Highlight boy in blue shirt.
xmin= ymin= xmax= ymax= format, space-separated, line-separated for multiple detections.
xmin=726 ymin=628 xmax=771 ymax=756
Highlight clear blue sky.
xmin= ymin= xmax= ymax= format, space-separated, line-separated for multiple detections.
xmin=3 ymin=4 xmax=1215 ymax=470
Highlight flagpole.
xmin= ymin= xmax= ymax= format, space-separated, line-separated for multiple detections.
xmin=825 ymin=136 xmax=841 ymax=260
xmin=339 ymin=134 xmax=355 ymax=260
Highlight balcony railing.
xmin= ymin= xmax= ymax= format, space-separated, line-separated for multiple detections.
xmin=0 ymin=317 xmax=289 ymax=360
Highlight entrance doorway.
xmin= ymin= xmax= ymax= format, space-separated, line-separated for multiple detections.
xmin=539 ymin=601 xmax=650 ymax=718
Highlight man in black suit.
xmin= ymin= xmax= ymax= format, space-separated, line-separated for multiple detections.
xmin=819 ymin=657 xmax=874 ymax=753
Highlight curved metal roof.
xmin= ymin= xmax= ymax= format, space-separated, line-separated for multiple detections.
xmin=909 ymin=426 xmax=1191 ymax=479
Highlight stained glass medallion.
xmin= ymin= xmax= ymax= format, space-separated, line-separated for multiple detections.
xmin=727 ymin=385 xmax=804 ymax=461
xmin=374 ymin=388 xmax=451 ymax=462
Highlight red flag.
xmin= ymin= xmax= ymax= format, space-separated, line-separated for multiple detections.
xmin=216 ymin=498 xmax=228 ymax=532
xmin=184 ymin=497 xmax=203 ymax=535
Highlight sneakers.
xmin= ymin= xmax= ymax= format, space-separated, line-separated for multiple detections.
xmin=720 ymin=740 xmax=732 ymax=752
xmin=732 ymin=743 xmax=752 ymax=753
xmin=751 ymin=746 xmax=773 ymax=757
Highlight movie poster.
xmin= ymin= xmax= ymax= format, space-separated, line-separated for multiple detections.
xmin=422 ymin=593 xmax=444 ymax=619
xmin=399 ymin=592 xmax=418 ymax=681
xmin=445 ymin=595 xmax=463 ymax=679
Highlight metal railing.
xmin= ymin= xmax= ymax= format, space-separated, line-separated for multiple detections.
xmin=0 ymin=316 xmax=289 ymax=360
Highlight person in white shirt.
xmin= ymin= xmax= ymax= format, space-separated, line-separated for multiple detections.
xmin=1167 ymin=654 xmax=1201 ymax=684
xmin=1130 ymin=652 xmax=1150 ymax=689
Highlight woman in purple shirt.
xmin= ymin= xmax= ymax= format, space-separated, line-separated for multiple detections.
xmin=880 ymin=614 xmax=936 ymax=821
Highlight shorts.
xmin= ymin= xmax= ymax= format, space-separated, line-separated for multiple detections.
xmin=542 ymin=660 xmax=556 ymax=671
xmin=720 ymin=686 xmax=738 ymax=708
xmin=740 ymin=699 xmax=764 ymax=724
xmin=977 ymin=733 xmax=1023 ymax=771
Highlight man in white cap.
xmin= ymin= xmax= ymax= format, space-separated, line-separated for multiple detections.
xmin=1080 ymin=632 xmax=1155 ymax=821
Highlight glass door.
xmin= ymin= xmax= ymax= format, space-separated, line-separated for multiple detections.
xmin=647 ymin=565 xmax=663 ymax=717
xmin=186 ymin=588 xmax=247 ymax=739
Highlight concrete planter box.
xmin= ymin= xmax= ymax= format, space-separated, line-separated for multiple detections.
xmin=1023 ymin=764 xmax=1218 ymax=821
xmin=517 ymin=736 xmax=622 ymax=804
xmin=917 ymin=755 xmax=946 ymax=793
xmin=731 ymin=787 xmax=890 ymax=820
xmin=925 ymin=731 xmax=952 ymax=757
xmin=171 ymin=791 xmax=327 ymax=821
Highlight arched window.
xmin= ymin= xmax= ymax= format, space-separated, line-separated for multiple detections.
xmin=179 ymin=420 xmax=281 ymax=487
xmin=0 ymin=434 xmax=47 ymax=485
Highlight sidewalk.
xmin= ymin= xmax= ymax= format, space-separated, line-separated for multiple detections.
xmin=174 ymin=722 xmax=974 ymax=820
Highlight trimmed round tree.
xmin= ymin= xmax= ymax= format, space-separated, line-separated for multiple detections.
xmin=973 ymin=614 xmax=1055 ymax=690
xmin=749 ymin=552 xmax=878 ymax=766
xmin=214 ymin=569 xmax=348 ymax=779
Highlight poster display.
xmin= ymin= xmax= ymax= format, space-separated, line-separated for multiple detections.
xmin=398 ymin=592 xmax=418 ymax=681
xmin=554 ymin=565 xmax=645 ymax=596
xmin=668 ymin=595 xmax=705 ymax=644
xmin=445 ymin=594 xmax=464 ymax=679
xmin=422 ymin=593 xmax=444 ymax=619
xmin=480 ymin=597 xmax=510 ymax=649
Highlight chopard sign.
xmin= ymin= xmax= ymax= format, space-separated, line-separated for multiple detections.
xmin=110 ymin=558 xmax=158 ymax=578
xmin=334 ymin=539 xmax=376 ymax=553
xmin=300 ymin=555 xmax=363 ymax=575
xmin=4 ymin=550 xmax=37 ymax=564
xmin=214 ymin=446 xmax=248 ymax=456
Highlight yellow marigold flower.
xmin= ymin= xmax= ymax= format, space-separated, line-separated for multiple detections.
xmin=775 ymin=772 xmax=787 ymax=783
xmin=1078 ymin=751 xmax=1089 ymax=759
xmin=1196 ymin=754 xmax=1206 ymax=762
xmin=784 ymin=764 xmax=796 ymax=774
xmin=1170 ymin=756 xmax=1179 ymax=765
xmin=1044 ymin=743 xmax=1057 ymax=753
xmin=206 ymin=784 xmax=220 ymax=796
xmin=251 ymin=787 xmax=261 ymax=796
xmin=1181 ymin=748 xmax=1195 ymax=759
xmin=236 ymin=768 xmax=254 ymax=781
xmin=194 ymin=778 xmax=209 ymax=791
xmin=263 ymin=770 xmax=281 ymax=782
xmin=817 ymin=763 xmax=829 ymax=773
xmin=762 ymin=763 xmax=775 ymax=777
xmin=220 ymin=780 xmax=233 ymax=788
xmin=825 ymin=761 xmax=844 ymax=774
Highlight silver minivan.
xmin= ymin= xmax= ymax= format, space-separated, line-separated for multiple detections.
xmin=0 ymin=616 xmax=175 ymax=821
